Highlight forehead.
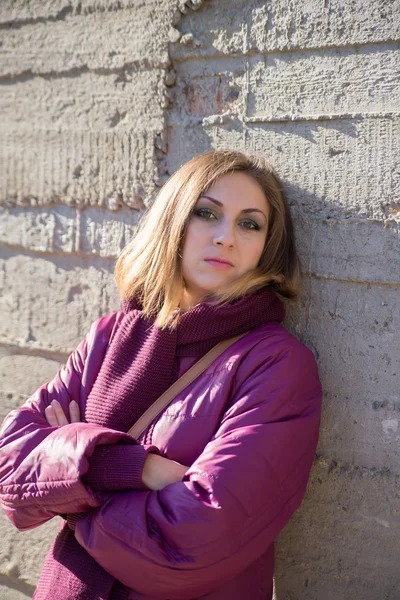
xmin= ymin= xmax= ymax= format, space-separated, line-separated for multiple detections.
xmin=203 ymin=172 xmax=268 ymax=208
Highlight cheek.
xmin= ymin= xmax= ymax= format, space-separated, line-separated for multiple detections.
xmin=243 ymin=237 xmax=266 ymax=268
xmin=182 ymin=222 xmax=208 ymax=255
xmin=181 ymin=226 xmax=194 ymax=260
xmin=256 ymin=238 xmax=267 ymax=261
xmin=181 ymin=225 xmax=202 ymax=271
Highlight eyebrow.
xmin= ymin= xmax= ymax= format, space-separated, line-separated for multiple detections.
xmin=200 ymin=195 xmax=268 ymax=219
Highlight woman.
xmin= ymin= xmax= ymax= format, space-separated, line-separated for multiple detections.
xmin=0 ymin=150 xmax=322 ymax=599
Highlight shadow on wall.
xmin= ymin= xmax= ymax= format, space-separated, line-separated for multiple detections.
xmin=194 ymin=124 xmax=399 ymax=597
xmin=273 ymin=183 xmax=398 ymax=597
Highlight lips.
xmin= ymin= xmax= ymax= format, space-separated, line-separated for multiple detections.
xmin=204 ymin=257 xmax=234 ymax=268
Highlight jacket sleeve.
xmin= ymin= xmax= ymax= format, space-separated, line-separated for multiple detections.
xmin=0 ymin=315 xmax=158 ymax=532
xmin=74 ymin=340 xmax=322 ymax=599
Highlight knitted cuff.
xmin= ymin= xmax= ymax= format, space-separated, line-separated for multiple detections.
xmin=67 ymin=512 xmax=86 ymax=531
xmin=83 ymin=444 xmax=160 ymax=491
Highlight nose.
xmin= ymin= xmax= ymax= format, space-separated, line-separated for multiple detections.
xmin=213 ymin=221 xmax=235 ymax=248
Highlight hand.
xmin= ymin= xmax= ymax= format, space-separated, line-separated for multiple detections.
xmin=45 ymin=399 xmax=81 ymax=427
xmin=142 ymin=453 xmax=188 ymax=491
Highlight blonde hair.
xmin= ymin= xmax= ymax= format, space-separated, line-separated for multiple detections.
xmin=115 ymin=149 xmax=301 ymax=329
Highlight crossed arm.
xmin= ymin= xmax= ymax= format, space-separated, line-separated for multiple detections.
xmin=44 ymin=399 xmax=187 ymax=491
xmin=0 ymin=321 xmax=322 ymax=597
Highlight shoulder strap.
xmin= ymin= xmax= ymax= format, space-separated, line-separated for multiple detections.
xmin=127 ymin=331 xmax=249 ymax=440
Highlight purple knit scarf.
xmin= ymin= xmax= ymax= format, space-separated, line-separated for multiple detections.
xmin=39 ymin=287 xmax=284 ymax=600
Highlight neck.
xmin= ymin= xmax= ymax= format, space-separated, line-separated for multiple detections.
xmin=179 ymin=289 xmax=206 ymax=313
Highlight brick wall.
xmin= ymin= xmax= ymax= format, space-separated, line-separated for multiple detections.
xmin=0 ymin=1 xmax=399 ymax=598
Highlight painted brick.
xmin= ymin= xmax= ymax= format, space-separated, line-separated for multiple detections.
xmin=0 ymin=0 xmax=165 ymax=23
xmin=0 ymin=249 xmax=119 ymax=353
xmin=0 ymin=206 xmax=79 ymax=254
xmin=0 ymin=583 xmax=34 ymax=600
xmin=170 ymin=46 xmax=400 ymax=121
xmin=166 ymin=122 xmax=214 ymax=174
xmin=205 ymin=117 xmax=400 ymax=220
xmin=0 ymin=0 xmax=173 ymax=210
xmin=171 ymin=0 xmax=400 ymax=60
xmin=285 ymin=278 xmax=398 ymax=399
xmin=285 ymin=279 xmax=399 ymax=470
xmin=274 ymin=458 xmax=400 ymax=598
xmin=171 ymin=58 xmax=245 ymax=118
xmin=0 ymin=68 xmax=165 ymax=207
xmin=0 ymin=509 xmax=59 ymax=588
xmin=1 ymin=71 xmax=165 ymax=129
xmin=247 ymin=45 xmax=400 ymax=119
xmin=0 ymin=3 xmax=175 ymax=76
xmin=0 ymin=128 xmax=159 ymax=208
xmin=317 ymin=390 xmax=400 ymax=474
xmin=78 ymin=207 xmax=140 ymax=256
xmin=0 ymin=353 xmax=62 ymax=408
xmin=248 ymin=0 xmax=400 ymax=52
xmin=296 ymin=219 xmax=400 ymax=285
xmin=0 ymin=206 xmax=140 ymax=257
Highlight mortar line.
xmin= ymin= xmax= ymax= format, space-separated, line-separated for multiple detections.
xmin=0 ymin=574 xmax=35 ymax=598
xmin=303 ymin=272 xmax=400 ymax=287
xmin=0 ymin=241 xmax=117 ymax=261
xmin=244 ymin=111 xmax=400 ymax=123
xmin=168 ymin=111 xmax=400 ymax=127
xmin=313 ymin=455 xmax=397 ymax=478
xmin=0 ymin=59 xmax=165 ymax=85
xmin=172 ymin=38 xmax=400 ymax=64
xmin=0 ymin=341 xmax=70 ymax=363
xmin=0 ymin=6 xmax=73 ymax=30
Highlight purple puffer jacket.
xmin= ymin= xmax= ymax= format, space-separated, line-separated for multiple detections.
xmin=0 ymin=312 xmax=322 ymax=599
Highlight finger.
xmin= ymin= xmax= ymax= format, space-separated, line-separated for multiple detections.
xmin=51 ymin=399 xmax=69 ymax=426
xmin=69 ymin=400 xmax=81 ymax=423
xmin=45 ymin=405 xmax=59 ymax=427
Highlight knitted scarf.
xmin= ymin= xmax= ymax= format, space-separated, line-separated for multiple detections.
xmin=37 ymin=287 xmax=284 ymax=600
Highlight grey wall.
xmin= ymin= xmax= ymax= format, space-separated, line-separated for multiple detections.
xmin=0 ymin=1 xmax=399 ymax=598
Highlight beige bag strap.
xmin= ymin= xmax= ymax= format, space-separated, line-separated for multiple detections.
xmin=127 ymin=331 xmax=249 ymax=440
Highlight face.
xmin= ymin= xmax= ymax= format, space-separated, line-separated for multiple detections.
xmin=180 ymin=171 xmax=269 ymax=310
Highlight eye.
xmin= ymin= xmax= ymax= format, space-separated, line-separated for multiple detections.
xmin=240 ymin=219 xmax=260 ymax=231
xmin=193 ymin=208 xmax=217 ymax=220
